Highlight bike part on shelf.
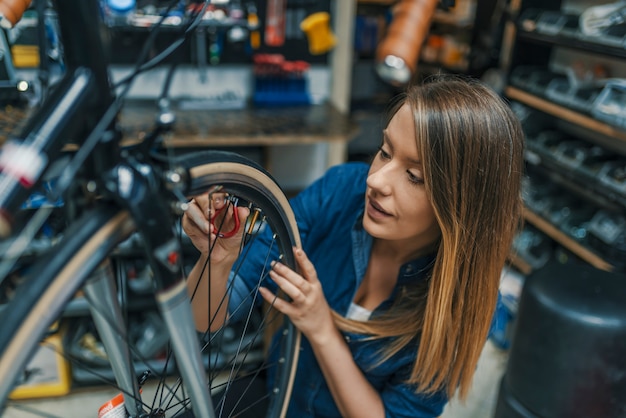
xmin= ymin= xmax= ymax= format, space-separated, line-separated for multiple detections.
xmin=0 ymin=151 xmax=302 ymax=417
xmin=580 ymin=1 xmax=626 ymax=36
xmin=375 ymin=0 xmax=439 ymax=86
xmin=300 ymin=11 xmax=336 ymax=55
xmin=0 ymin=0 xmax=31 ymax=29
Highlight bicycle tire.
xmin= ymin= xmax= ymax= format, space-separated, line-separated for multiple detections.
xmin=0 ymin=150 xmax=301 ymax=418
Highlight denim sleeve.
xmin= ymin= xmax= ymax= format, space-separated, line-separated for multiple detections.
xmin=227 ymin=163 xmax=368 ymax=318
xmin=349 ymin=334 xmax=448 ymax=418
xmin=379 ymin=293 xmax=500 ymax=417
xmin=226 ymin=165 xmax=340 ymax=318
xmin=488 ymin=291 xmax=514 ymax=349
xmin=226 ymin=223 xmax=278 ymax=321
xmin=381 ymin=370 xmax=448 ymax=418
xmin=226 ymin=270 xmax=253 ymax=322
xmin=289 ymin=162 xmax=369 ymax=250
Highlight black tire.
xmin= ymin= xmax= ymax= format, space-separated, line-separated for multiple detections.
xmin=0 ymin=151 xmax=301 ymax=418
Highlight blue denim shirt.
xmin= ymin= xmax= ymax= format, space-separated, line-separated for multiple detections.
xmin=230 ymin=163 xmax=448 ymax=417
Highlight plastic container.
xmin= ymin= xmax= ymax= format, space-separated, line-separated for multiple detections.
xmin=252 ymin=54 xmax=311 ymax=107
xmin=510 ymin=66 xmax=565 ymax=96
xmin=495 ymin=262 xmax=626 ymax=417
xmin=592 ymin=82 xmax=626 ymax=125
xmin=591 ymin=79 xmax=626 ymax=128
xmin=535 ymin=10 xmax=579 ymax=36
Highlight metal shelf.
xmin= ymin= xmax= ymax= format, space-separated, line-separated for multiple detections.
xmin=523 ymin=208 xmax=614 ymax=272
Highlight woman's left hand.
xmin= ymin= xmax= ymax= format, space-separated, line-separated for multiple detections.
xmin=259 ymin=248 xmax=335 ymax=343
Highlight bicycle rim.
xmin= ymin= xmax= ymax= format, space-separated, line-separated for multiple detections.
xmin=0 ymin=151 xmax=301 ymax=417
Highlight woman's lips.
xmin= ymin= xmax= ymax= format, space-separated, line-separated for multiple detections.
xmin=367 ymin=197 xmax=391 ymax=220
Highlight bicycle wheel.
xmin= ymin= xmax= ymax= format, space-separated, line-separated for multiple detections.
xmin=0 ymin=150 xmax=301 ymax=418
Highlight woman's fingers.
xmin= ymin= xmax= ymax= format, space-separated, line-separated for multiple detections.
xmin=269 ymin=267 xmax=307 ymax=304
xmin=271 ymin=261 xmax=309 ymax=291
xmin=183 ymin=193 xmax=253 ymax=262
xmin=183 ymin=190 xmax=244 ymax=240
xmin=268 ymin=248 xmax=321 ymax=306
xmin=185 ymin=199 xmax=210 ymax=234
xmin=192 ymin=194 xmax=210 ymax=213
xmin=262 ymin=249 xmax=331 ymax=338
xmin=237 ymin=206 xmax=251 ymax=220
xmin=212 ymin=204 xmax=250 ymax=239
xmin=259 ymin=287 xmax=296 ymax=316
xmin=210 ymin=192 xmax=227 ymax=211
xmin=293 ymin=247 xmax=319 ymax=283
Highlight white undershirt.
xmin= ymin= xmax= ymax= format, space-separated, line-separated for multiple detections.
xmin=346 ymin=302 xmax=372 ymax=321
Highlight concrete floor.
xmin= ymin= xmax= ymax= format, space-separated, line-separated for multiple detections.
xmin=441 ymin=340 xmax=509 ymax=418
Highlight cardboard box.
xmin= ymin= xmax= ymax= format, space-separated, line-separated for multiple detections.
xmin=9 ymin=332 xmax=72 ymax=399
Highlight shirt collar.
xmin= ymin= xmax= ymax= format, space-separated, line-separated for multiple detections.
xmin=352 ymin=210 xmax=436 ymax=285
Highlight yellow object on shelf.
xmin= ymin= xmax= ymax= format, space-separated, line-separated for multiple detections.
xmin=300 ymin=12 xmax=336 ymax=55
xmin=9 ymin=333 xmax=72 ymax=399
xmin=248 ymin=10 xmax=260 ymax=50
xmin=11 ymin=44 xmax=40 ymax=68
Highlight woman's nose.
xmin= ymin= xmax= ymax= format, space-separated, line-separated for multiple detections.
xmin=367 ymin=165 xmax=392 ymax=195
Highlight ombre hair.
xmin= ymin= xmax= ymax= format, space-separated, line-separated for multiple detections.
xmin=334 ymin=75 xmax=524 ymax=400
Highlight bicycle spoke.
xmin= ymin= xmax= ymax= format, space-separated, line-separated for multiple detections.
xmin=0 ymin=153 xmax=301 ymax=417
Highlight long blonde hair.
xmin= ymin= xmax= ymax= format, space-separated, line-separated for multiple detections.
xmin=334 ymin=76 xmax=524 ymax=400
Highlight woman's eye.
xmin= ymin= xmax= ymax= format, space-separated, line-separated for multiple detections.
xmin=408 ymin=171 xmax=424 ymax=185
xmin=377 ymin=147 xmax=391 ymax=160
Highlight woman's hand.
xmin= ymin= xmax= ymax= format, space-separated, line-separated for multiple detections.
xmin=262 ymin=249 xmax=387 ymax=418
xmin=259 ymin=248 xmax=336 ymax=343
xmin=182 ymin=192 xmax=250 ymax=264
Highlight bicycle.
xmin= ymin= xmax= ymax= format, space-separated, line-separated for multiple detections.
xmin=0 ymin=1 xmax=301 ymax=417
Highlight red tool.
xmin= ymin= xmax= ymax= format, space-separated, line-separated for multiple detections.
xmin=210 ymin=197 xmax=241 ymax=238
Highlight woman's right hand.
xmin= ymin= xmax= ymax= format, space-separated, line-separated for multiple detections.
xmin=182 ymin=192 xmax=250 ymax=264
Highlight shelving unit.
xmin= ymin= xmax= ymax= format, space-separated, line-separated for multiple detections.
xmin=523 ymin=208 xmax=613 ymax=271
xmin=348 ymin=0 xmax=488 ymax=168
xmin=506 ymin=86 xmax=626 ymax=143
xmin=503 ymin=0 xmax=626 ymax=275
xmin=349 ymin=0 xmax=482 ymax=111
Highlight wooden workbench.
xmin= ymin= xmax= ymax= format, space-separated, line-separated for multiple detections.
xmin=122 ymin=101 xmax=357 ymax=169
xmin=1 ymin=101 xmax=358 ymax=170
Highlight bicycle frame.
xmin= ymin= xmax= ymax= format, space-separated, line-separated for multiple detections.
xmin=0 ymin=1 xmax=214 ymax=416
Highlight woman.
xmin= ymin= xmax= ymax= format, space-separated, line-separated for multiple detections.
xmin=183 ymin=75 xmax=525 ymax=417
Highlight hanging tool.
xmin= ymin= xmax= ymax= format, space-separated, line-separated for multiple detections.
xmin=264 ymin=0 xmax=286 ymax=47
